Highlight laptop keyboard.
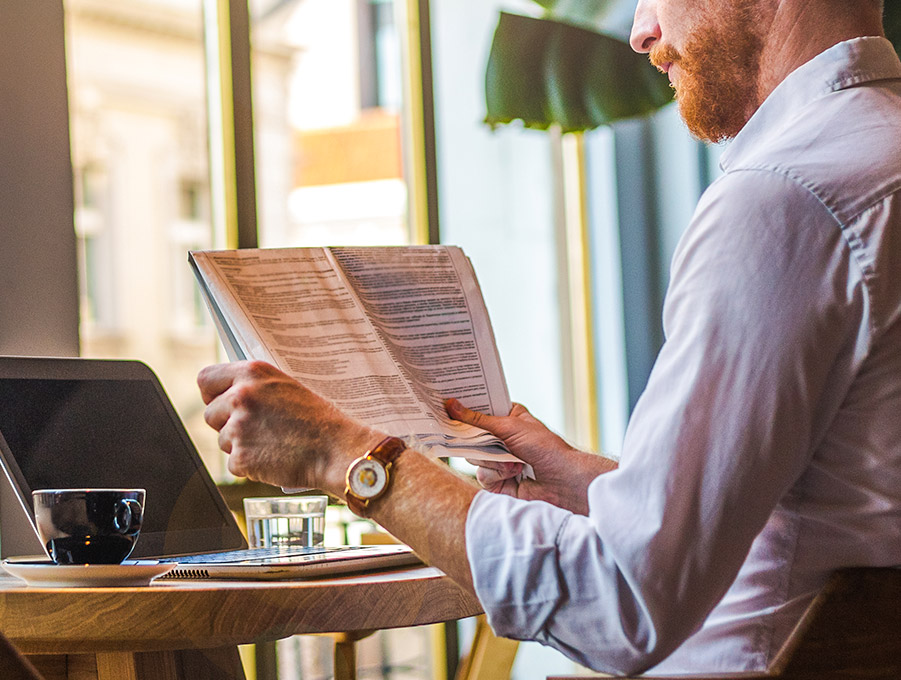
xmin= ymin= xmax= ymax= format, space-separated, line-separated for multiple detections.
xmin=158 ymin=545 xmax=357 ymax=565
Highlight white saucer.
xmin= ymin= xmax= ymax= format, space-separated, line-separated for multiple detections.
xmin=1 ymin=558 xmax=176 ymax=587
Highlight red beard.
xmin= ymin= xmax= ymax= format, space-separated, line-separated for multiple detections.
xmin=650 ymin=3 xmax=765 ymax=143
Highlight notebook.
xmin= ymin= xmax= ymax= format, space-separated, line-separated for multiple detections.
xmin=0 ymin=356 xmax=420 ymax=579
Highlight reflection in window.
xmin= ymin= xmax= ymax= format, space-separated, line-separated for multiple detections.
xmin=171 ymin=179 xmax=212 ymax=337
xmin=251 ymin=0 xmax=411 ymax=248
xmin=358 ymin=0 xmax=402 ymax=111
xmin=65 ymin=0 xmax=225 ymax=477
xmin=67 ymin=0 xmax=415 ymax=482
xmin=75 ymin=164 xmax=114 ymax=335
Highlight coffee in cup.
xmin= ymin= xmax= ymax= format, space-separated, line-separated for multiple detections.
xmin=32 ymin=489 xmax=145 ymax=565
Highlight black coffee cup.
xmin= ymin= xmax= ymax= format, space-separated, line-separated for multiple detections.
xmin=32 ymin=489 xmax=145 ymax=565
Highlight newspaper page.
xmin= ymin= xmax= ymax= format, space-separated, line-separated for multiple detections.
xmin=189 ymin=247 xmax=517 ymax=462
xmin=327 ymin=246 xmax=512 ymax=456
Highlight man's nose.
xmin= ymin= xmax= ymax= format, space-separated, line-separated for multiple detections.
xmin=630 ymin=0 xmax=661 ymax=53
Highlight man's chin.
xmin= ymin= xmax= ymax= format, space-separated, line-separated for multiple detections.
xmin=672 ymin=75 xmax=753 ymax=143
xmin=677 ymin=100 xmax=738 ymax=144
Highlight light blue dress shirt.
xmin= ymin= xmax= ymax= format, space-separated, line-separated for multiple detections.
xmin=465 ymin=36 xmax=901 ymax=675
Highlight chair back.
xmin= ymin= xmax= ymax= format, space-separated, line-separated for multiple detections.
xmin=770 ymin=567 xmax=901 ymax=680
xmin=548 ymin=567 xmax=901 ymax=680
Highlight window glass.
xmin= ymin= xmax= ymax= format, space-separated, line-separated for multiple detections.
xmin=249 ymin=0 xmax=412 ymax=249
xmin=68 ymin=0 xmax=415 ymax=481
xmin=65 ymin=0 xmax=225 ymax=477
xmin=431 ymin=0 xmax=566 ymax=435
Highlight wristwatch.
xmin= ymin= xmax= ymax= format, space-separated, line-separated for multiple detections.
xmin=344 ymin=436 xmax=406 ymax=516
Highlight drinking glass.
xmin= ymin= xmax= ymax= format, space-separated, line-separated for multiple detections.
xmin=243 ymin=496 xmax=327 ymax=549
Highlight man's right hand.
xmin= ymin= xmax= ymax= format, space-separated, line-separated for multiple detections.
xmin=445 ymin=399 xmax=617 ymax=515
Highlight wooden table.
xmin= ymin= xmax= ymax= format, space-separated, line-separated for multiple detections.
xmin=0 ymin=565 xmax=483 ymax=680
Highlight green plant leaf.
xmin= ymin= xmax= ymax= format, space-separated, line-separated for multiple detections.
xmin=527 ymin=0 xmax=616 ymax=31
xmin=485 ymin=12 xmax=673 ymax=132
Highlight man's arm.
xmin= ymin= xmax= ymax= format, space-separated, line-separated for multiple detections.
xmin=198 ymin=360 xmax=480 ymax=589
xmin=359 ymin=452 xmax=478 ymax=587
xmin=197 ymin=360 xmax=617 ymax=586
xmin=197 ymin=168 xmax=859 ymax=675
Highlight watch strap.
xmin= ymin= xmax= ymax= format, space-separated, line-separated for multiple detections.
xmin=367 ymin=435 xmax=406 ymax=466
xmin=344 ymin=436 xmax=406 ymax=516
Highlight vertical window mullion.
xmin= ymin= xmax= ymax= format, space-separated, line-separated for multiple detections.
xmin=397 ymin=0 xmax=439 ymax=245
xmin=203 ymin=0 xmax=258 ymax=250
xmin=555 ymin=130 xmax=601 ymax=452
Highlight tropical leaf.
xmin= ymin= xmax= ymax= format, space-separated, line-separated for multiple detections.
xmin=526 ymin=0 xmax=618 ymax=31
xmin=485 ymin=12 xmax=673 ymax=132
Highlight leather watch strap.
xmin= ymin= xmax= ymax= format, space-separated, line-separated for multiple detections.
xmin=368 ymin=435 xmax=406 ymax=466
xmin=344 ymin=436 xmax=406 ymax=516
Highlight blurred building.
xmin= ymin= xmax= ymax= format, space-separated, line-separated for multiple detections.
xmin=67 ymin=0 xmax=408 ymax=476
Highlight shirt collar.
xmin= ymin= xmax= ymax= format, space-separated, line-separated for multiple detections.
xmin=720 ymin=36 xmax=901 ymax=171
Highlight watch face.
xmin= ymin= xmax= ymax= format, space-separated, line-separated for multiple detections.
xmin=347 ymin=457 xmax=388 ymax=499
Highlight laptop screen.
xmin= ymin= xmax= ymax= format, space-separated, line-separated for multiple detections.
xmin=0 ymin=358 xmax=246 ymax=557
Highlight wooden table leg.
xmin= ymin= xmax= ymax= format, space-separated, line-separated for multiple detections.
xmin=26 ymin=654 xmax=96 ymax=680
xmin=97 ymin=652 xmax=139 ymax=680
xmin=29 ymin=652 xmax=155 ymax=680
xmin=1 ymin=632 xmax=43 ymax=680
xmin=133 ymin=651 xmax=178 ymax=680
xmin=332 ymin=630 xmax=375 ymax=680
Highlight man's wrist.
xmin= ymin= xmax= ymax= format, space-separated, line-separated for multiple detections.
xmin=319 ymin=426 xmax=387 ymax=495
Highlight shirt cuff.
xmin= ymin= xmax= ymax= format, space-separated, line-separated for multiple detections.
xmin=465 ymin=489 xmax=573 ymax=639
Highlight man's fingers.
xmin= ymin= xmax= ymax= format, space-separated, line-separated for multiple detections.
xmin=507 ymin=403 xmax=533 ymax=418
xmin=475 ymin=466 xmax=504 ymax=488
xmin=217 ymin=426 xmax=233 ymax=454
xmin=475 ymin=462 xmax=522 ymax=488
xmin=226 ymin=448 xmax=248 ymax=479
xmin=465 ymin=458 xmax=508 ymax=472
xmin=202 ymin=392 xmax=235 ymax=432
xmin=445 ymin=398 xmax=509 ymax=434
xmin=197 ymin=363 xmax=239 ymax=405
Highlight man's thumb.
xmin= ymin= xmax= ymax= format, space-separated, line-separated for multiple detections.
xmin=445 ymin=398 xmax=492 ymax=428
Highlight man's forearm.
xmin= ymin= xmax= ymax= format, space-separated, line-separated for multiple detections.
xmin=361 ymin=451 xmax=480 ymax=591
xmin=351 ymin=447 xmax=615 ymax=586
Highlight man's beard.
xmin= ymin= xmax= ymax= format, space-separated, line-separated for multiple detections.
xmin=651 ymin=5 xmax=764 ymax=143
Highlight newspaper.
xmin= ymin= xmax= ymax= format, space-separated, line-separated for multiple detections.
xmin=189 ymin=246 xmax=519 ymax=463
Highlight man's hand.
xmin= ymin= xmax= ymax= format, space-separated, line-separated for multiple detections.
xmin=446 ymin=399 xmax=617 ymax=515
xmin=198 ymin=362 xmax=481 ymax=589
xmin=197 ymin=361 xmax=381 ymax=493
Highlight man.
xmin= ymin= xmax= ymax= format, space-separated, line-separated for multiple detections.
xmin=198 ymin=0 xmax=901 ymax=674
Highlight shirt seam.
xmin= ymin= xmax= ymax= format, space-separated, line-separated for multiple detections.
xmin=829 ymin=72 xmax=901 ymax=93
xmin=721 ymin=165 xmax=878 ymax=344
xmin=716 ymin=164 xmax=878 ymax=667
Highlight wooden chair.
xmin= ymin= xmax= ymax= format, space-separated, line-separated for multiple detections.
xmin=455 ymin=615 xmax=519 ymax=680
xmin=549 ymin=567 xmax=901 ymax=680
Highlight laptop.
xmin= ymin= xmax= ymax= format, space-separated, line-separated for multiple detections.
xmin=0 ymin=356 xmax=420 ymax=579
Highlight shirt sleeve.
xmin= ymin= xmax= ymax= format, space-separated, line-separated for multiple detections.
xmin=464 ymin=168 xmax=868 ymax=674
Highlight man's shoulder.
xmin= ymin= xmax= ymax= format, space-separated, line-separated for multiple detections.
xmin=726 ymin=81 xmax=901 ymax=225
xmin=688 ymin=81 xmax=901 ymax=334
